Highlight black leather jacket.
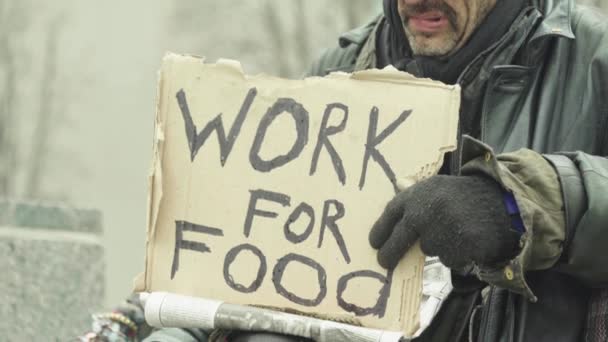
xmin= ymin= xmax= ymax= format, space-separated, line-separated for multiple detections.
xmin=308 ymin=0 xmax=608 ymax=341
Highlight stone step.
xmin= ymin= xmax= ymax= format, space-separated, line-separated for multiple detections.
xmin=0 ymin=199 xmax=104 ymax=341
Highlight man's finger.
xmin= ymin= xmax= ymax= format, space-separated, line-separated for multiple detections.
xmin=369 ymin=194 xmax=407 ymax=249
xmin=377 ymin=216 xmax=419 ymax=269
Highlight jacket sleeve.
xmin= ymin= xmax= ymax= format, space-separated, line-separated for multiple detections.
xmin=545 ymin=152 xmax=608 ymax=288
xmin=544 ymin=7 xmax=608 ymax=288
xmin=459 ymin=135 xmax=608 ymax=301
xmin=459 ymin=136 xmax=566 ymax=301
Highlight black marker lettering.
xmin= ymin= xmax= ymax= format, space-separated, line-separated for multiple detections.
xmin=336 ymin=270 xmax=393 ymax=317
xmin=283 ymin=202 xmax=315 ymax=244
xmin=176 ymin=87 xmax=257 ymax=165
xmin=223 ymin=244 xmax=267 ymax=293
xmin=318 ymin=199 xmax=350 ymax=264
xmin=171 ymin=220 xmax=224 ymax=279
xmin=359 ymin=107 xmax=412 ymax=194
xmin=243 ymin=189 xmax=290 ymax=238
xmin=249 ymin=98 xmax=309 ymax=172
xmin=272 ymin=253 xmax=327 ymax=307
xmin=309 ymin=103 xmax=348 ymax=185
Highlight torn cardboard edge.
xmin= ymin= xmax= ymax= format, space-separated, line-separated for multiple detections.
xmin=135 ymin=53 xmax=458 ymax=291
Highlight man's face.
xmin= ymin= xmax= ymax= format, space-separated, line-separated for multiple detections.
xmin=397 ymin=0 xmax=498 ymax=56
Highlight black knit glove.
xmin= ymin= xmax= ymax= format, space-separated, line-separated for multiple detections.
xmin=369 ymin=175 xmax=521 ymax=270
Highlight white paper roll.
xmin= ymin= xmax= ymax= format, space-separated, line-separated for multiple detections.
xmin=141 ymin=292 xmax=406 ymax=342
xmin=142 ymin=292 xmax=223 ymax=329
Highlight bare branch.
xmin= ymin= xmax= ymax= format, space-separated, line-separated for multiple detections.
xmin=263 ymin=1 xmax=291 ymax=77
xmin=25 ymin=13 xmax=65 ymax=198
xmin=0 ymin=0 xmax=22 ymax=197
xmin=293 ymin=0 xmax=311 ymax=66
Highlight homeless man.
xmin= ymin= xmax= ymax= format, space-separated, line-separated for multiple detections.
xmin=83 ymin=0 xmax=608 ymax=341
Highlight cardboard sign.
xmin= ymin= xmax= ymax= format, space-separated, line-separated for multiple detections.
xmin=141 ymin=53 xmax=460 ymax=335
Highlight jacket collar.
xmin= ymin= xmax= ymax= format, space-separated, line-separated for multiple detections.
xmin=530 ymin=0 xmax=575 ymax=42
xmin=338 ymin=15 xmax=381 ymax=48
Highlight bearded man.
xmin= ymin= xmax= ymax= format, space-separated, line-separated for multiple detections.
xmin=262 ymin=0 xmax=608 ymax=340
xmin=84 ymin=1 xmax=608 ymax=341
xmin=309 ymin=0 xmax=608 ymax=341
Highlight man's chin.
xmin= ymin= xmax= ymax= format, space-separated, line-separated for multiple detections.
xmin=408 ymin=35 xmax=457 ymax=57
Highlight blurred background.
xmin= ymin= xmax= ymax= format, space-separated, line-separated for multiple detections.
xmin=0 ymin=0 xmax=606 ymax=340
xmin=0 ymin=0 xmax=380 ymax=339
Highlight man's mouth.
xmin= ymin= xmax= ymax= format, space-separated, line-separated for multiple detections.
xmin=408 ymin=11 xmax=449 ymax=33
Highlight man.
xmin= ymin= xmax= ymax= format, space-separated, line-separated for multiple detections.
xmin=308 ymin=0 xmax=608 ymax=340
xmin=84 ymin=0 xmax=608 ymax=341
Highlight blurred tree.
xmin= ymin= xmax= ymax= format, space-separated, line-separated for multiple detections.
xmin=264 ymin=1 xmax=291 ymax=76
xmin=25 ymin=14 xmax=66 ymax=198
xmin=0 ymin=0 xmax=67 ymax=199
xmin=0 ymin=0 xmax=27 ymax=196
xmin=167 ymin=0 xmax=378 ymax=78
xmin=261 ymin=0 xmax=377 ymax=77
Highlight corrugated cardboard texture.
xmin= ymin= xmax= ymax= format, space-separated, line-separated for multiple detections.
xmin=143 ymin=53 xmax=460 ymax=335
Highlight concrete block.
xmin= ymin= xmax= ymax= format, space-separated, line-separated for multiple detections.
xmin=0 ymin=200 xmax=104 ymax=341
xmin=0 ymin=200 xmax=102 ymax=234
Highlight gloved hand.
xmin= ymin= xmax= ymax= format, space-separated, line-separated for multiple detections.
xmin=369 ymin=175 xmax=522 ymax=270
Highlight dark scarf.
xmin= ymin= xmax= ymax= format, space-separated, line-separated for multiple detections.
xmin=377 ymin=0 xmax=527 ymax=84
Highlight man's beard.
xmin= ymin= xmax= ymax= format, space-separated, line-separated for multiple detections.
xmin=400 ymin=0 xmax=460 ymax=56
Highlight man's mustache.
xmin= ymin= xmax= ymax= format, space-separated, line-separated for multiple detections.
xmin=400 ymin=1 xmax=458 ymax=29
